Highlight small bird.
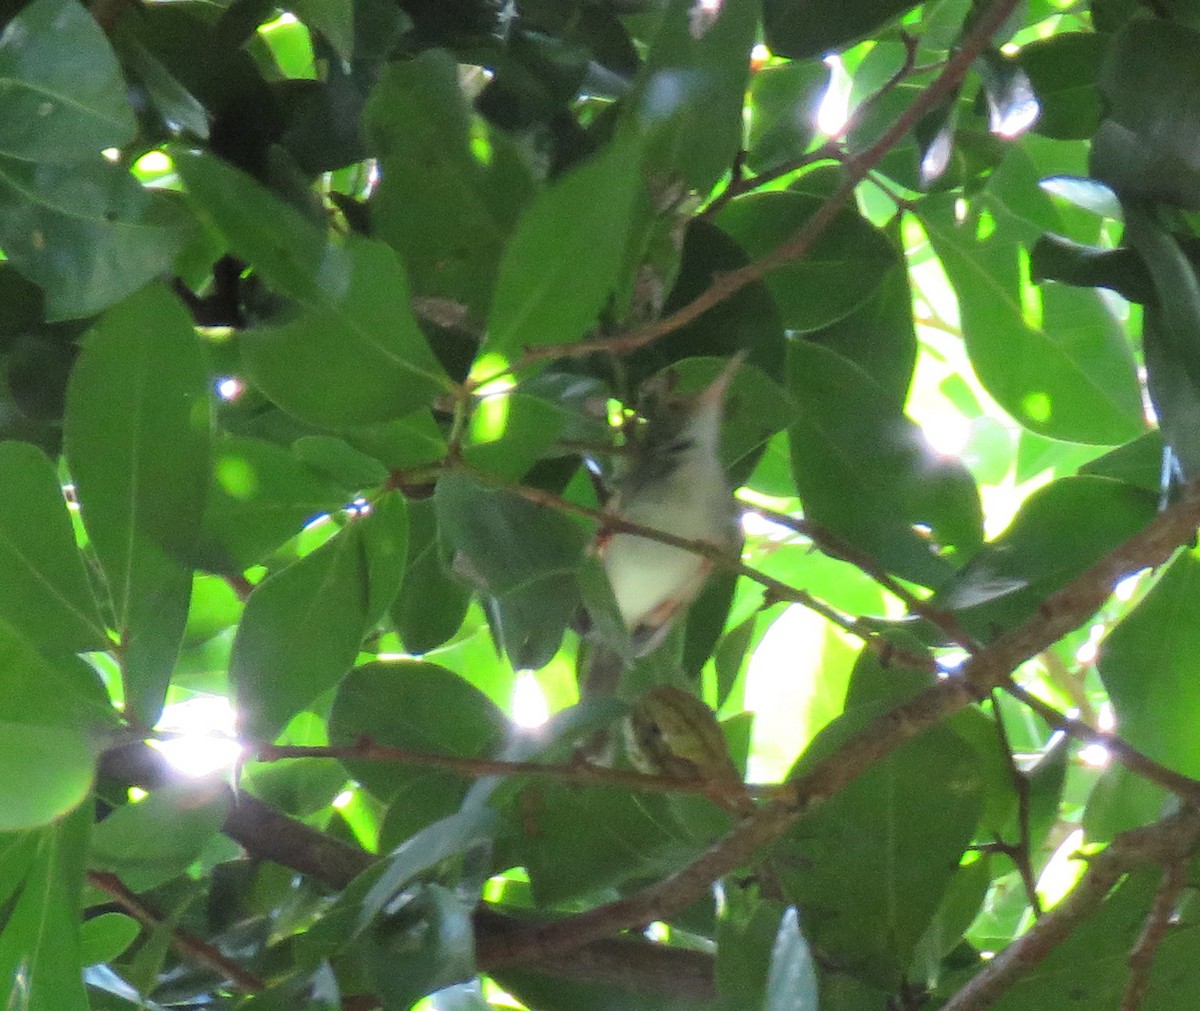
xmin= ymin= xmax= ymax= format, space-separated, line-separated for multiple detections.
xmin=583 ymin=353 xmax=744 ymax=696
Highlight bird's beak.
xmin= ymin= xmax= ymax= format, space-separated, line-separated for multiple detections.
xmin=698 ymin=350 xmax=748 ymax=407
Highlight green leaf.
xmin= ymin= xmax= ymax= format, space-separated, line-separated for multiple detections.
xmin=1017 ymin=32 xmax=1104 ymax=141
xmin=329 ymin=660 xmax=507 ymax=842
xmin=787 ymin=340 xmax=982 ymax=588
xmin=938 ymin=476 xmax=1157 ymax=639
xmin=714 ymin=192 xmax=896 ymax=334
xmin=391 ymin=499 xmax=471 ymax=654
xmin=293 ymin=0 xmax=355 ymax=63
xmin=632 ymin=217 xmax=786 ymax=385
xmin=201 ymin=434 xmax=349 ymax=571
xmin=780 ymin=716 xmax=985 ymax=988
xmin=0 ymin=441 xmax=106 ymax=655
xmin=0 ymin=0 xmax=136 ymax=161
xmin=1098 ymin=550 xmax=1200 ymax=779
xmin=484 ymin=130 xmax=646 ymax=359
xmin=516 ymin=783 xmax=713 ymax=905
xmin=0 ymin=157 xmax=192 ymax=320
xmin=358 ymin=491 xmax=409 ymax=626
xmin=0 ymin=803 xmax=91 ymax=1007
xmin=745 ymin=60 xmax=829 ymax=175
xmin=361 ymin=882 xmax=478 ymax=1009
xmin=292 ymin=436 xmax=389 ymax=490
xmin=434 ymin=472 xmax=587 ymax=670
xmin=1092 ymin=19 xmax=1200 ymax=208
xmin=0 ymin=725 xmax=95 ymax=833
xmin=64 ymin=284 xmax=210 ymax=723
xmin=764 ymin=0 xmax=920 ymax=59
xmin=78 ymin=913 xmax=141 ymax=967
xmin=241 ymin=237 xmax=451 ymax=428
xmin=920 ymin=162 xmax=1145 ymax=444
xmin=88 ymin=785 xmax=230 ymax=891
xmin=230 ymin=523 xmax=370 ymax=741
xmin=630 ymin=0 xmax=759 ymax=193
xmin=365 ymin=50 xmax=529 ymax=318
xmin=976 ymin=869 xmax=1190 ymax=1010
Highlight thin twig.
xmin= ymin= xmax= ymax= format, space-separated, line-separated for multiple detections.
xmin=942 ymin=807 xmax=1200 ymax=1011
xmin=480 ymin=484 xmax=1200 ymax=968
xmin=513 ymin=0 xmax=1024 ymax=370
xmin=1121 ymin=858 xmax=1189 ymax=1011
xmin=255 ymin=740 xmax=781 ymax=808
xmin=1004 ymin=682 xmax=1200 ymax=804
xmin=989 ymin=690 xmax=1043 ymax=915
xmin=86 ymin=871 xmax=265 ymax=993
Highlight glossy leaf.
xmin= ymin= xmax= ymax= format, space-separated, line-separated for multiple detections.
xmin=0 ymin=441 xmax=106 ymax=655
xmin=331 ymin=660 xmax=507 ymax=843
xmin=0 ymin=0 xmax=135 ymax=161
xmin=1098 ymin=550 xmax=1200 ymax=779
xmin=485 ymin=130 xmax=645 ymax=358
xmin=630 ymin=0 xmax=758 ymax=193
xmin=64 ymin=285 xmax=210 ymax=723
xmin=745 ymin=60 xmax=829 ymax=174
xmin=921 ymin=165 xmax=1145 ymax=444
xmin=788 ymin=340 xmax=982 ymax=588
xmin=714 ymin=192 xmax=896 ymax=334
xmin=365 ymin=50 xmax=528 ymax=318
xmin=0 ymin=803 xmax=90 ymax=1006
xmin=434 ymin=471 xmax=587 ymax=670
xmin=1017 ymin=32 xmax=1104 ymax=141
xmin=780 ymin=712 xmax=984 ymax=988
xmin=1092 ymin=19 xmax=1200 ymax=209
xmin=391 ymin=499 xmax=471 ymax=654
xmin=938 ymin=476 xmax=1157 ymax=639
xmin=201 ymin=435 xmax=349 ymax=571
xmin=241 ymin=238 xmax=452 ymax=428
xmin=0 ymin=157 xmax=192 ymax=320
xmin=230 ymin=522 xmax=371 ymax=741
xmin=763 ymin=908 xmax=819 ymax=1011
xmin=88 ymin=785 xmax=230 ymax=891
xmin=764 ymin=0 xmax=921 ymax=59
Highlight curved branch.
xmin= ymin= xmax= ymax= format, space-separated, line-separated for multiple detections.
xmin=515 ymin=0 xmax=1025 ymax=369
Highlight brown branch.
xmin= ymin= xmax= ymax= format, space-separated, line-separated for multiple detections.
xmin=514 ymin=0 xmax=1024 ymax=369
xmin=96 ymin=743 xmax=719 ymax=1000
xmin=1004 ymin=683 xmax=1200 ymax=804
xmin=943 ymin=806 xmax=1200 ymax=1011
xmin=254 ymin=740 xmax=779 ymax=809
xmin=989 ymin=690 xmax=1043 ymax=916
xmin=1121 ymin=857 xmax=1189 ymax=1011
xmin=477 ymin=481 xmax=1200 ymax=969
xmin=86 ymin=870 xmax=265 ymax=993
xmin=464 ymin=464 xmax=935 ymax=668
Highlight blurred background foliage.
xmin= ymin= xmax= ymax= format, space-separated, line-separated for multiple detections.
xmin=4 ymin=0 xmax=1200 ymax=1007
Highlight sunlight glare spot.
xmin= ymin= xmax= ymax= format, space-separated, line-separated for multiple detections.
xmin=740 ymin=509 xmax=794 ymax=540
xmin=816 ymin=56 xmax=849 ymax=136
xmin=332 ymin=789 xmax=354 ymax=809
xmin=471 ymin=387 xmax=512 ymax=444
xmin=216 ymin=376 xmax=244 ymax=401
xmin=1037 ymin=828 xmax=1085 ymax=909
xmin=644 ymin=921 xmax=670 ymax=942
xmin=924 ymin=415 xmax=970 ymax=457
xmin=1022 ymin=391 xmax=1052 ymax=423
xmin=512 ymin=672 xmax=549 ymax=728
xmin=101 ymin=148 xmax=120 ymax=162
xmin=1115 ymin=570 xmax=1145 ymax=601
xmin=1078 ymin=743 xmax=1109 ymax=768
xmin=129 ymin=787 xmax=148 ymax=802
xmin=136 ymin=151 xmax=172 ymax=174
xmin=152 ymin=696 xmax=242 ymax=777
xmin=1099 ymin=702 xmax=1115 ymax=732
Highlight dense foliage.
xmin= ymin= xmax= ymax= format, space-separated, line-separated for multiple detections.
xmin=5 ymin=0 xmax=1200 ymax=1007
